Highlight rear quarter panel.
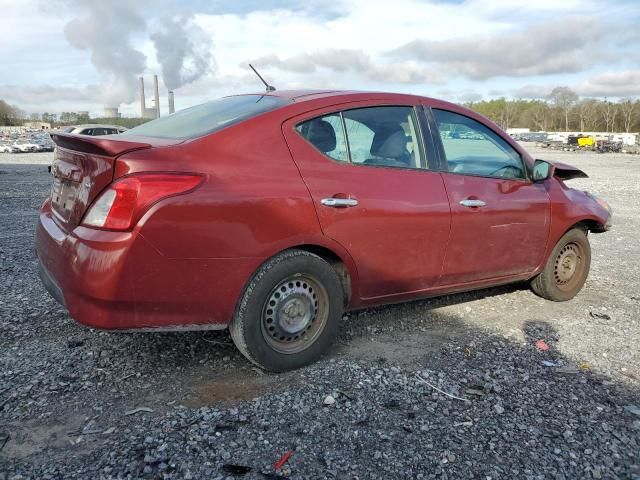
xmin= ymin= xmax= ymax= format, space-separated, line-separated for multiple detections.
xmin=116 ymin=114 xmax=322 ymax=261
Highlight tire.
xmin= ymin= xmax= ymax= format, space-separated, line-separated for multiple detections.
xmin=229 ymin=249 xmax=344 ymax=372
xmin=530 ymin=228 xmax=591 ymax=302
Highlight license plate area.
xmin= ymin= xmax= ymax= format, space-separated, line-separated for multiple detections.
xmin=51 ymin=177 xmax=78 ymax=222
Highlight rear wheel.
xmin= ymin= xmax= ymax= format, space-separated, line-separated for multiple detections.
xmin=229 ymin=250 xmax=344 ymax=372
xmin=530 ymin=228 xmax=591 ymax=301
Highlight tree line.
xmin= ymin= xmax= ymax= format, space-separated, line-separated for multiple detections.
xmin=0 ymin=101 xmax=150 ymax=128
xmin=466 ymin=87 xmax=639 ymax=133
xmin=2 ymin=87 xmax=639 ymax=133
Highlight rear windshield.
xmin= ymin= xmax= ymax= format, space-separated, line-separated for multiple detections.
xmin=123 ymin=95 xmax=290 ymax=139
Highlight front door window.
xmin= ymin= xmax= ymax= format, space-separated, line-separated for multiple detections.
xmin=433 ymin=109 xmax=525 ymax=179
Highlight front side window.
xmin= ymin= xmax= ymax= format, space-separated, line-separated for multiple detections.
xmin=433 ymin=109 xmax=525 ymax=179
xmin=296 ymin=106 xmax=425 ymax=170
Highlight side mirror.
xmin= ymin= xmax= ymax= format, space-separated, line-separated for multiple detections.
xmin=532 ymin=159 xmax=554 ymax=182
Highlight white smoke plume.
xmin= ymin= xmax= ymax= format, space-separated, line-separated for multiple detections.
xmin=63 ymin=1 xmax=147 ymax=106
xmin=151 ymin=16 xmax=213 ymax=91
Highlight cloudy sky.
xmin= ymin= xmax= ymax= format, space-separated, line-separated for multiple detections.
xmin=0 ymin=0 xmax=639 ymax=116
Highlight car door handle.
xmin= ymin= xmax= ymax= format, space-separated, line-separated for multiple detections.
xmin=321 ymin=197 xmax=359 ymax=208
xmin=460 ymin=199 xmax=486 ymax=208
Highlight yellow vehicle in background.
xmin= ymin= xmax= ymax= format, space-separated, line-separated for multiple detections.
xmin=577 ymin=136 xmax=595 ymax=148
xmin=568 ymin=135 xmax=596 ymax=149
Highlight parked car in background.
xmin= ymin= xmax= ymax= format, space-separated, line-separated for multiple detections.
xmin=36 ymin=91 xmax=612 ymax=371
xmin=64 ymin=124 xmax=128 ymax=136
xmin=0 ymin=129 xmax=55 ymax=153
xmin=511 ymin=132 xmax=549 ymax=142
xmin=13 ymin=142 xmax=41 ymax=152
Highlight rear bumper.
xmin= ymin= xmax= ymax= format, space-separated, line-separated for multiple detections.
xmin=38 ymin=259 xmax=66 ymax=307
xmin=35 ymin=201 xmax=260 ymax=330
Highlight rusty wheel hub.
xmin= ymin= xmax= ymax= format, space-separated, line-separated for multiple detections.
xmin=261 ymin=275 xmax=328 ymax=354
xmin=554 ymin=243 xmax=580 ymax=285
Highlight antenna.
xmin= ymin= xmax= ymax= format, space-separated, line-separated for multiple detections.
xmin=249 ymin=64 xmax=276 ymax=92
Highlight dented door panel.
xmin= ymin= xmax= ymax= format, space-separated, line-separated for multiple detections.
xmin=438 ymin=173 xmax=550 ymax=285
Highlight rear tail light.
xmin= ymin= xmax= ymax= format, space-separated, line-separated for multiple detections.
xmin=82 ymin=173 xmax=203 ymax=231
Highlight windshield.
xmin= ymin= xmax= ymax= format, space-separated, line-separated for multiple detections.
xmin=123 ymin=95 xmax=290 ymax=139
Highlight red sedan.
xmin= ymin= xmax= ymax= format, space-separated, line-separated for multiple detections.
xmin=36 ymin=91 xmax=612 ymax=371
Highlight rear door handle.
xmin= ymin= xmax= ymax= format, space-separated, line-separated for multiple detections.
xmin=460 ymin=199 xmax=486 ymax=208
xmin=321 ymin=198 xmax=359 ymax=208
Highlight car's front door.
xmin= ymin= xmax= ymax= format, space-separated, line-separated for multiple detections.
xmin=427 ymin=107 xmax=550 ymax=285
xmin=283 ymin=103 xmax=450 ymax=300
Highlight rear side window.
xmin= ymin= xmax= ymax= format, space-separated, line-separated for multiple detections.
xmin=123 ymin=95 xmax=290 ymax=139
xmin=433 ymin=109 xmax=524 ymax=179
xmin=343 ymin=106 xmax=424 ymax=169
xmin=296 ymin=114 xmax=348 ymax=162
xmin=296 ymin=106 xmax=425 ymax=170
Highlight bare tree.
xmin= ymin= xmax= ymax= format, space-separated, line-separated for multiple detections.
xmin=573 ymin=99 xmax=599 ymax=132
xmin=619 ymin=99 xmax=637 ymax=133
xmin=524 ymin=100 xmax=551 ymax=131
xmin=499 ymin=99 xmax=518 ymax=130
xmin=548 ymin=86 xmax=578 ymax=132
xmin=600 ymin=99 xmax=618 ymax=133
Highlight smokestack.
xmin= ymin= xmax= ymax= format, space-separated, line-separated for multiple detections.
xmin=153 ymin=74 xmax=160 ymax=118
xmin=168 ymin=91 xmax=175 ymax=114
xmin=139 ymin=77 xmax=146 ymax=118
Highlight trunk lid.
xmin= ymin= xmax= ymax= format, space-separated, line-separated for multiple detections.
xmin=48 ymin=133 xmax=176 ymax=230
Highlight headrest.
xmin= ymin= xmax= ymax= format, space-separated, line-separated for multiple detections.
xmin=307 ymin=119 xmax=336 ymax=153
xmin=371 ymin=128 xmax=407 ymax=158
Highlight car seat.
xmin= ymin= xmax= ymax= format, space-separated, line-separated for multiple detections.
xmin=366 ymin=126 xmax=411 ymax=167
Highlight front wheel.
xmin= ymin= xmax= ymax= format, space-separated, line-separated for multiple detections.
xmin=530 ymin=228 xmax=591 ymax=301
xmin=229 ymin=250 xmax=344 ymax=372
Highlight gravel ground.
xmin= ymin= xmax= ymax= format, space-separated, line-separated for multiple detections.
xmin=1 ymin=148 xmax=639 ymax=479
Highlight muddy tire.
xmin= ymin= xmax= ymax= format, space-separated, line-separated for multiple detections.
xmin=530 ymin=228 xmax=591 ymax=302
xmin=229 ymin=250 xmax=344 ymax=372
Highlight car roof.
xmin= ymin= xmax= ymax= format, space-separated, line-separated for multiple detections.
xmin=72 ymin=124 xmax=128 ymax=130
xmin=230 ymin=89 xmax=466 ymax=114
xmin=235 ymin=89 xmax=445 ymax=103
xmin=232 ymin=89 xmax=414 ymax=102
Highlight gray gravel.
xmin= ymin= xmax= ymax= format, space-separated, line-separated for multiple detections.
xmin=1 ymin=148 xmax=639 ymax=479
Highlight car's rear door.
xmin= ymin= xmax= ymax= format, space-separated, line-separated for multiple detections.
xmin=283 ymin=102 xmax=450 ymax=301
xmin=425 ymin=106 xmax=550 ymax=285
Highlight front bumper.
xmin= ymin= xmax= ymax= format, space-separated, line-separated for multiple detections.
xmin=584 ymin=191 xmax=613 ymax=232
xmin=35 ymin=201 xmax=260 ymax=330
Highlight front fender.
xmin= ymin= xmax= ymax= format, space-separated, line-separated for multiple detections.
xmin=538 ymin=177 xmax=611 ymax=272
xmin=549 ymin=160 xmax=589 ymax=181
